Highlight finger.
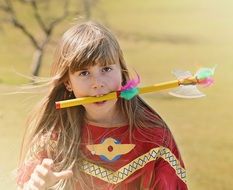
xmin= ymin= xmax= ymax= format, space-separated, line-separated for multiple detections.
xmin=41 ymin=158 xmax=54 ymax=169
xmin=34 ymin=164 xmax=49 ymax=177
xmin=30 ymin=172 xmax=46 ymax=188
xmin=25 ymin=180 xmax=40 ymax=190
xmin=53 ymin=170 xmax=73 ymax=181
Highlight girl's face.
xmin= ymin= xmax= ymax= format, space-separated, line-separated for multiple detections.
xmin=66 ymin=63 xmax=123 ymax=122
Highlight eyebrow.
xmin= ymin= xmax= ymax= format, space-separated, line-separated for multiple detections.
xmin=75 ymin=67 xmax=89 ymax=71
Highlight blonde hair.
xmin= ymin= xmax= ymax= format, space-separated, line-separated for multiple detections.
xmin=19 ymin=21 xmax=169 ymax=189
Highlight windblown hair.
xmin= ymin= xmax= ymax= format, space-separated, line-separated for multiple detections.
xmin=19 ymin=21 xmax=169 ymax=189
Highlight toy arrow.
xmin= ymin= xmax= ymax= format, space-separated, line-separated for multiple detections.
xmin=55 ymin=67 xmax=215 ymax=109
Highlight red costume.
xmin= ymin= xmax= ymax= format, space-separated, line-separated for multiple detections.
xmin=17 ymin=123 xmax=188 ymax=190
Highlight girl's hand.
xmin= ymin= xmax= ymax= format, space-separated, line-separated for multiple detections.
xmin=24 ymin=158 xmax=73 ymax=190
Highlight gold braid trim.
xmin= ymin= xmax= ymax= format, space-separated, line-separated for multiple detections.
xmin=78 ymin=146 xmax=186 ymax=185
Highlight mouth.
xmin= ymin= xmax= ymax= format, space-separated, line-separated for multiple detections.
xmin=94 ymin=100 xmax=107 ymax=105
xmin=93 ymin=94 xmax=107 ymax=106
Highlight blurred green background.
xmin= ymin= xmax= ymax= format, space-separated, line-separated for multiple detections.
xmin=0 ymin=0 xmax=232 ymax=189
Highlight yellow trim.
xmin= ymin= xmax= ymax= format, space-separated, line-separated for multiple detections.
xmin=78 ymin=146 xmax=186 ymax=185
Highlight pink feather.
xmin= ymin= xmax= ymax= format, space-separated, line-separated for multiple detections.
xmin=198 ymin=77 xmax=214 ymax=87
xmin=121 ymin=74 xmax=140 ymax=91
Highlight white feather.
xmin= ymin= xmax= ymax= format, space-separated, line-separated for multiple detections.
xmin=169 ymin=85 xmax=206 ymax=98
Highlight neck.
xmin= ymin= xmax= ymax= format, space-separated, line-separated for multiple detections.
xmin=85 ymin=108 xmax=127 ymax=127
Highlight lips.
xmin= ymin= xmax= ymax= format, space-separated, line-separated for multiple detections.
xmin=92 ymin=94 xmax=107 ymax=105
xmin=94 ymin=100 xmax=107 ymax=105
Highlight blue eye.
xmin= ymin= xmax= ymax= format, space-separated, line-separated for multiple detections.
xmin=102 ymin=67 xmax=112 ymax=72
xmin=79 ymin=71 xmax=89 ymax=76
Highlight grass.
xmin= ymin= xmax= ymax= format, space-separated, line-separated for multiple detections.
xmin=1 ymin=0 xmax=233 ymax=189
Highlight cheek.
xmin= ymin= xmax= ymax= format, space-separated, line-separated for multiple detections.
xmin=73 ymin=91 xmax=82 ymax=98
xmin=73 ymin=86 xmax=89 ymax=98
xmin=115 ymin=80 xmax=122 ymax=90
xmin=111 ymin=72 xmax=123 ymax=90
xmin=70 ymin=80 xmax=89 ymax=98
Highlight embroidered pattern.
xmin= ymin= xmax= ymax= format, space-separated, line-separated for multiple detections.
xmin=25 ymin=132 xmax=58 ymax=161
xmin=86 ymin=137 xmax=135 ymax=162
xmin=17 ymin=133 xmax=59 ymax=185
xmin=78 ymin=146 xmax=186 ymax=184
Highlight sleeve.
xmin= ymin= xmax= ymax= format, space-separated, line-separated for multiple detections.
xmin=152 ymin=128 xmax=188 ymax=190
xmin=16 ymin=131 xmax=59 ymax=186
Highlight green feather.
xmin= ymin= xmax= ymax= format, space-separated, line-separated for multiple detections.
xmin=120 ymin=88 xmax=139 ymax=100
xmin=196 ymin=67 xmax=216 ymax=79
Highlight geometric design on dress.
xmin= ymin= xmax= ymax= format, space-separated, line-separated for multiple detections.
xmin=78 ymin=146 xmax=187 ymax=185
xmin=25 ymin=133 xmax=58 ymax=162
xmin=86 ymin=137 xmax=135 ymax=162
xmin=159 ymin=147 xmax=186 ymax=182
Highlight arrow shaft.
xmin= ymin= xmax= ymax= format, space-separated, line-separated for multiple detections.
xmin=139 ymin=80 xmax=179 ymax=94
xmin=56 ymin=78 xmax=198 ymax=109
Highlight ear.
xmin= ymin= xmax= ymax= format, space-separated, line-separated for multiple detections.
xmin=64 ymin=81 xmax=73 ymax=92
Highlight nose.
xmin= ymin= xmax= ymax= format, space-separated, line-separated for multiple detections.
xmin=91 ymin=76 xmax=105 ymax=89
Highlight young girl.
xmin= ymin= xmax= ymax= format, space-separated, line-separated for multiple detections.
xmin=17 ymin=21 xmax=188 ymax=190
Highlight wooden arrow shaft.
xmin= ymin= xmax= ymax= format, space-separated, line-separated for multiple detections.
xmin=55 ymin=77 xmax=198 ymax=109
